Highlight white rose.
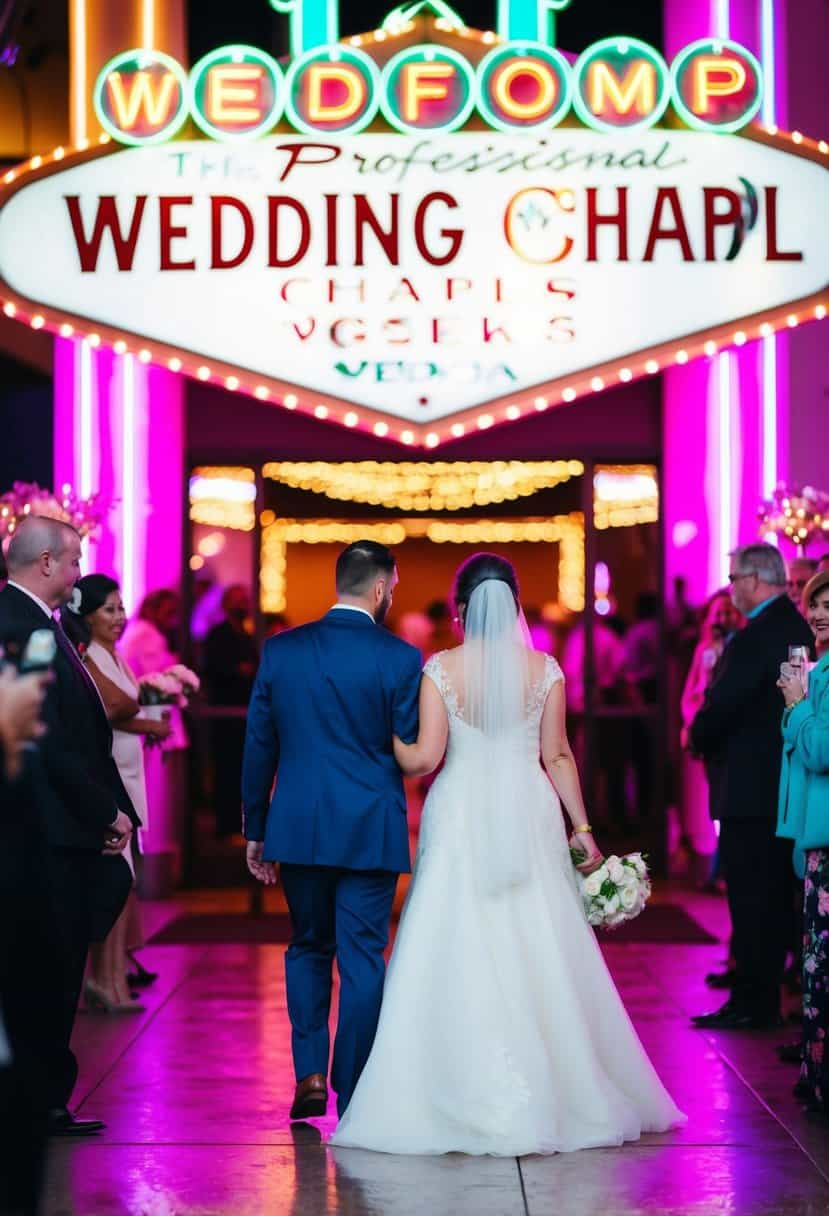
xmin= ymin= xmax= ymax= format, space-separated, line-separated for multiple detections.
xmin=608 ymin=860 xmax=626 ymax=885
xmin=620 ymin=865 xmax=639 ymax=887
xmin=607 ymin=911 xmax=627 ymax=927
xmin=604 ymin=893 xmax=621 ymax=916
xmin=584 ymin=873 xmax=603 ymax=898
xmin=620 ymin=884 xmax=640 ymax=911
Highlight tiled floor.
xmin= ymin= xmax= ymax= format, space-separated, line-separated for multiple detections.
xmin=42 ymin=885 xmax=829 ymax=1215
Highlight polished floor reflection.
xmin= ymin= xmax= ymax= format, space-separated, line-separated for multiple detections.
xmin=42 ymin=887 xmax=829 ymax=1215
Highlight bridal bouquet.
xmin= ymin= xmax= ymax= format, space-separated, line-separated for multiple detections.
xmin=138 ymin=666 xmax=200 ymax=708
xmin=570 ymin=850 xmax=651 ymax=929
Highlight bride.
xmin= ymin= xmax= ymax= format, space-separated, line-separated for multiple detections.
xmin=331 ymin=553 xmax=685 ymax=1156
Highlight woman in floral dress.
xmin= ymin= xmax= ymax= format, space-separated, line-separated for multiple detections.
xmin=777 ymin=568 xmax=829 ymax=1115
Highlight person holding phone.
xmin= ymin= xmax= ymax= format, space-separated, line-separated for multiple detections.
xmin=777 ymin=568 xmax=829 ymax=1116
xmin=0 ymin=516 xmax=137 ymax=1136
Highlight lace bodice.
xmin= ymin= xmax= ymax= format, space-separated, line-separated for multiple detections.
xmin=423 ymin=650 xmax=563 ymax=736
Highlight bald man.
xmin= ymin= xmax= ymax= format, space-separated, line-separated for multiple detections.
xmin=0 ymin=517 xmax=136 ymax=1137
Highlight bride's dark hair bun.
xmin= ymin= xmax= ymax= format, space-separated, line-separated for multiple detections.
xmin=453 ymin=553 xmax=520 ymax=613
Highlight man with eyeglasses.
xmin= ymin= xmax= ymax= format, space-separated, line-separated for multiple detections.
xmin=690 ymin=543 xmax=813 ymax=1029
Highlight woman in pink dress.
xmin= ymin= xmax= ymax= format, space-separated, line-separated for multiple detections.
xmin=679 ymin=590 xmax=743 ymax=883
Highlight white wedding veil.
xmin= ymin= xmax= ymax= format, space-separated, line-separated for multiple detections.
xmin=460 ymin=576 xmax=536 ymax=895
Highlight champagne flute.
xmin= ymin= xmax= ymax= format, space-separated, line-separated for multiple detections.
xmin=788 ymin=645 xmax=810 ymax=696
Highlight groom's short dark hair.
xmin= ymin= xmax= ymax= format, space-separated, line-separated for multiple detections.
xmin=336 ymin=541 xmax=396 ymax=595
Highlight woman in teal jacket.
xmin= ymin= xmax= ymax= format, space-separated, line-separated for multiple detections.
xmin=777 ymin=568 xmax=829 ymax=1115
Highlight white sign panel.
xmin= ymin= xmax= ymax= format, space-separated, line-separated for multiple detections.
xmin=0 ymin=131 xmax=826 ymax=424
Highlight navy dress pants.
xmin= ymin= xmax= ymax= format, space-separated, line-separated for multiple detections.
xmin=280 ymin=864 xmax=398 ymax=1117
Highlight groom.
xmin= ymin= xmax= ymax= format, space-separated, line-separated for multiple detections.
xmin=242 ymin=540 xmax=422 ymax=1118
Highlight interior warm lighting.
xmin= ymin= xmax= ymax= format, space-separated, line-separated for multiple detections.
xmin=30 ymin=156 xmax=42 ymax=169
xmin=594 ymin=465 xmax=659 ymax=530
xmin=189 ymin=555 xmax=205 ymax=571
xmin=3 ymin=171 xmax=15 ymax=183
xmin=260 ymin=513 xmax=585 ymax=614
xmin=262 ymin=459 xmax=584 ymax=512
xmin=189 ymin=465 xmax=256 ymax=531
xmin=54 ymin=147 xmax=65 ymax=159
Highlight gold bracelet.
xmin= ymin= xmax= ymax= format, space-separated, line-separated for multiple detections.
xmin=573 ymin=824 xmax=593 ymax=834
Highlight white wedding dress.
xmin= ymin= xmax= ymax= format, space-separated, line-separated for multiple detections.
xmin=331 ymin=648 xmax=685 ymax=1157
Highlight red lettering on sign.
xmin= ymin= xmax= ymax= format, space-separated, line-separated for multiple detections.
xmin=65 ymin=194 xmax=147 ymax=272
xmin=414 ymin=193 xmax=463 ymax=266
xmin=703 ymin=188 xmax=742 ymax=260
xmin=765 ymin=187 xmax=802 ymax=261
xmin=585 ymin=187 xmax=628 ymax=262
xmin=643 ymin=187 xmax=694 ymax=261
xmin=210 ymin=196 xmax=255 ymax=269
xmin=355 ymin=194 xmax=400 ymax=266
xmin=268 ymin=197 xmax=311 ymax=268
xmin=159 ymin=196 xmax=195 ymax=269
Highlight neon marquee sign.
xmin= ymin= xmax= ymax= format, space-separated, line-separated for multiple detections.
xmin=94 ymin=24 xmax=764 ymax=146
xmin=0 ymin=0 xmax=826 ymax=447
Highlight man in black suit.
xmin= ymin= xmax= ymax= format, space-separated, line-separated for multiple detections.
xmin=691 ymin=542 xmax=814 ymax=1029
xmin=0 ymin=516 xmax=136 ymax=1136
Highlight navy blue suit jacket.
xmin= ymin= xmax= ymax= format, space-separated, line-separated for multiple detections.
xmin=241 ymin=608 xmax=422 ymax=873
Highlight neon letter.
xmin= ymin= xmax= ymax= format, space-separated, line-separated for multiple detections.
xmin=106 ymin=70 xmax=178 ymax=130
xmin=494 ymin=60 xmax=557 ymax=120
xmin=403 ymin=62 xmax=455 ymax=122
xmin=692 ymin=57 xmax=746 ymax=114
xmin=207 ymin=65 xmax=266 ymax=125
xmin=588 ymin=60 xmax=656 ymax=117
xmin=307 ymin=64 xmax=365 ymax=123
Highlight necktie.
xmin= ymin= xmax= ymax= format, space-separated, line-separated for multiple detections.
xmin=52 ymin=619 xmax=109 ymax=714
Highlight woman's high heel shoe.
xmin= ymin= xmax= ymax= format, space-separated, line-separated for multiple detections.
xmin=84 ymin=979 xmax=145 ymax=1014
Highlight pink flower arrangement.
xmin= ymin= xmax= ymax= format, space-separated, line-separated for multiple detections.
xmin=165 ymin=664 xmax=200 ymax=697
xmin=138 ymin=672 xmax=184 ymax=706
xmin=139 ymin=666 xmax=201 ymax=708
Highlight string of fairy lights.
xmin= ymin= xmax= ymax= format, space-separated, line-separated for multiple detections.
xmin=189 ymin=462 xmax=659 ymax=616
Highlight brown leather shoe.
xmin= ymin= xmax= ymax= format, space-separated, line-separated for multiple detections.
xmin=290 ymin=1073 xmax=328 ymax=1120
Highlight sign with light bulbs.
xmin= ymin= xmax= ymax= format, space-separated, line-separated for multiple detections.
xmin=0 ymin=0 xmax=826 ymax=445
